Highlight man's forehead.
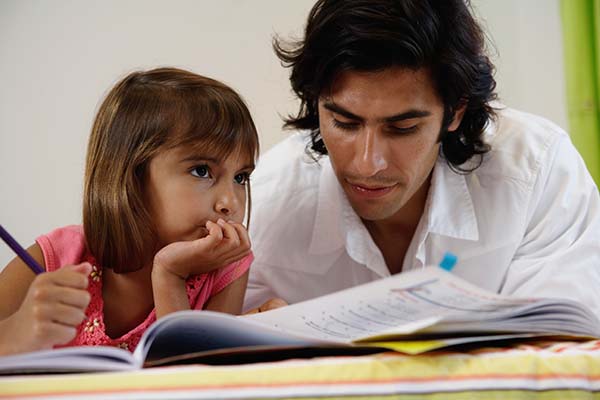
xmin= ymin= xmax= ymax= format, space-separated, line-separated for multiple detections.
xmin=329 ymin=66 xmax=431 ymax=88
xmin=319 ymin=67 xmax=441 ymax=118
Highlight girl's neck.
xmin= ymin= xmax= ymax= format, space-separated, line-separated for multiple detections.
xmin=102 ymin=263 xmax=155 ymax=339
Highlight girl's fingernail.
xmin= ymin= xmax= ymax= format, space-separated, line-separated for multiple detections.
xmin=217 ymin=218 xmax=226 ymax=226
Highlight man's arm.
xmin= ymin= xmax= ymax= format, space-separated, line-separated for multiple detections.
xmin=502 ymin=134 xmax=600 ymax=313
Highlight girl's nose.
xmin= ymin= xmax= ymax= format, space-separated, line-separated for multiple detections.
xmin=214 ymin=188 xmax=237 ymax=217
xmin=217 ymin=204 xmax=231 ymax=216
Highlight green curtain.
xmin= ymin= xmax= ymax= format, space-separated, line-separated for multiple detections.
xmin=561 ymin=0 xmax=600 ymax=184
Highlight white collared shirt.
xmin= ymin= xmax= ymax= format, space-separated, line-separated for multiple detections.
xmin=244 ymin=107 xmax=600 ymax=316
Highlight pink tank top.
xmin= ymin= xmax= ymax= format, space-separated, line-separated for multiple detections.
xmin=36 ymin=225 xmax=253 ymax=351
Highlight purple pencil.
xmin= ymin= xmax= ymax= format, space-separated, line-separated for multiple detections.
xmin=0 ymin=225 xmax=44 ymax=274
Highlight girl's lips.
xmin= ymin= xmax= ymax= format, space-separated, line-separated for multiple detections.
xmin=197 ymin=226 xmax=210 ymax=238
xmin=348 ymin=182 xmax=396 ymax=199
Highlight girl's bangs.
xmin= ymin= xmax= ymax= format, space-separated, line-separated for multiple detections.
xmin=168 ymin=92 xmax=259 ymax=163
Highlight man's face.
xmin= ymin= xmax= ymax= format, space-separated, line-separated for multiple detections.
xmin=318 ymin=67 xmax=463 ymax=223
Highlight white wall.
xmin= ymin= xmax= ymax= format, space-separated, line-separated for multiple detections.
xmin=0 ymin=0 xmax=567 ymax=268
xmin=473 ymin=0 xmax=568 ymax=129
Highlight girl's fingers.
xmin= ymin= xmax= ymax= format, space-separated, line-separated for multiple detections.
xmin=43 ymin=264 xmax=91 ymax=289
xmin=205 ymin=220 xmax=224 ymax=243
xmin=229 ymin=221 xmax=251 ymax=251
xmin=212 ymin=220 xmax=251 ymax=265
xmin=50 ymin=286 xmax=91 ymax=309
xmin=67 ymin=262 xmax=93 ymax=276
xmin=32 ymin=321 xmax=78 ymax=348
xmin=42 ymin=303 xmax=88 ymax=327
xmin=27 ymin=277 xmax=89 ymax=310
xmin=219 ymin=249 xmax=252 ymax=267
xmin=217 ymin=219 xmax=241 ymax=247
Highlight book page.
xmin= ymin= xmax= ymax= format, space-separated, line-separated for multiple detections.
xmin=0 ymin=346 xmax=137 ymax=374
xmin=135 ymin=310 xmax=331 ymax=364
xmin=245 ymin=266 xmax=558 ymax=342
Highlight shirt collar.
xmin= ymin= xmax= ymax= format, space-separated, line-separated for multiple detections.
xmin=425 ymin=158 xmax=479 ymax=241
xmin=309 ymin=158 xmax=347 ymax=255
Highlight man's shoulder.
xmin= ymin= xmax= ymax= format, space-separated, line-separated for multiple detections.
xmin=252 ymin=132 xmax=323 ymax=200
xmin=476 ymin=107 xmax=569 ymax=184
xmin=249 ymin=133 xmax=330 ymax=270
xmin=490 ymin=107 xmax=567 ymax=146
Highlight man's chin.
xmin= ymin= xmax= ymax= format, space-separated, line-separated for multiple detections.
xmin=349 ymin=203 xmax=398 ymax=222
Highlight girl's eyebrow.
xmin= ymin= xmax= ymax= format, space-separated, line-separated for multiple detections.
xmin=181 ymin=155 xmax=255 ymax=171
xmin=181 ymin=155 xmax=219 ymax=164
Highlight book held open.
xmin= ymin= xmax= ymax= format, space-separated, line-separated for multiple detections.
xmin=2 ymin=266 xmax=599 ymax=373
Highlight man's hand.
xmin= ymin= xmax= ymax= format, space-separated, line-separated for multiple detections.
xmin=244 ymin=298 xmax=288 ymax=314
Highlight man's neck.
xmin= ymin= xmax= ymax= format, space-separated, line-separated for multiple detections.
xmin=362 ymin=175 xmax=432 ymax=274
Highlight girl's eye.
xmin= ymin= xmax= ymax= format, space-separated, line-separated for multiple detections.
xmin=191 ymin=165 xmax=210 ymax=178
xmin=234 ymin=172 xmax=249 ymax=185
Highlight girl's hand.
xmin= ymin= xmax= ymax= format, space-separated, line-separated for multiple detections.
xmin=151 ymin=219 xmax=251 ymax=318
xmin=0 ymin=263 xmax=92 ymax=355
xmin=153 ymin=219 xmax=251 ymax=280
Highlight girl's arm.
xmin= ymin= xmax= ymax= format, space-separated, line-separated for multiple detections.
xmin=204 ymin=270 xmax=249 ymax=314
xmin=0 ymin=244 xmax=92 ymax=356
xmin=0 ymin=244 xmax=44 ymax=319
xmin=151 ymin=266 xmax=190 ymax=319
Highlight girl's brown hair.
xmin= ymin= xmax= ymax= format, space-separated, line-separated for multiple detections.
xmin=83 ymin=67 xmax=259 ymax=273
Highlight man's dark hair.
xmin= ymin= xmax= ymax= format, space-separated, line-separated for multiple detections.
xmin=274 ymin=0 xmax=496 ymax=170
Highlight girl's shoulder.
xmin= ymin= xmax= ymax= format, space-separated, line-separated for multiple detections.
xmin=36 ymin=225 xmax=91 ymax=272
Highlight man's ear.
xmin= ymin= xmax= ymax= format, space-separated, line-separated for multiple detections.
xmin=447 ymin=102 xmax=467 ymax=132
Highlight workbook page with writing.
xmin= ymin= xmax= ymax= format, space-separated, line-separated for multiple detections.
xmin=246 ymin=266 xmax=600 ymax=342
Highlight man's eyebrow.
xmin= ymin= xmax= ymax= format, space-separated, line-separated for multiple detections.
xmin=323 ymin=101 xmax=431 ymax=123
xmin=322 ymin=102 xmax=364 ymax=122
xmin=384 ymin=110 xmax=431 ymax=123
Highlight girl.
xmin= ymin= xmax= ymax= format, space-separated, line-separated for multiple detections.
xmin=0 ymin=67 xmax=258 ymax=355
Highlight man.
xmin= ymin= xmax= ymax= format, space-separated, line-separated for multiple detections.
xmin=244 ymin=0 xmax=600 ymax=314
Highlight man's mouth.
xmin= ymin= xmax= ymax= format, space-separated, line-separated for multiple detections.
xmin=346 ymin=181 xmax=397 ymax=198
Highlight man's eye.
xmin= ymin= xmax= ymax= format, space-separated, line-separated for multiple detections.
xmin=332 ymin=119 xmax=359 ymax=131
xmin=389 ymin=125 xmax=418 ymax=135
xmin=191 ymin=165 xmax=210 ymax=178
xmin=234 ymin=172 xmax=249 ymax=185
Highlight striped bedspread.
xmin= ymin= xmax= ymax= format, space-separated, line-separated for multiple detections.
xmin=1 ymin=339 xmax=600 ymax=399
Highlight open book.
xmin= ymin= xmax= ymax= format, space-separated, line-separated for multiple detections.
xmin=2 ymin=266 xmax=599 ymax=373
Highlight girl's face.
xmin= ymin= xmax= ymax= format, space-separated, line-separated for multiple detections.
xmin=145 ymin=144 xmax=254 ymax=247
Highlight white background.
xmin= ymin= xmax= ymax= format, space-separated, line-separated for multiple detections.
xmin=0 ymin=0 xmax=567 ymax=268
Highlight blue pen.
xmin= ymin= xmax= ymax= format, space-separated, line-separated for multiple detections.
xmin=0 ymin=225 xmax=44 ymax=274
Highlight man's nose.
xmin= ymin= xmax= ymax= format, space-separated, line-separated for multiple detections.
xmin=353 ymin=127 xmax=388 ymax=177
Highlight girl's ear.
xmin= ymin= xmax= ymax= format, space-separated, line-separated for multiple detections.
xmin=447 ymin=103 xmax=467 ymax=132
